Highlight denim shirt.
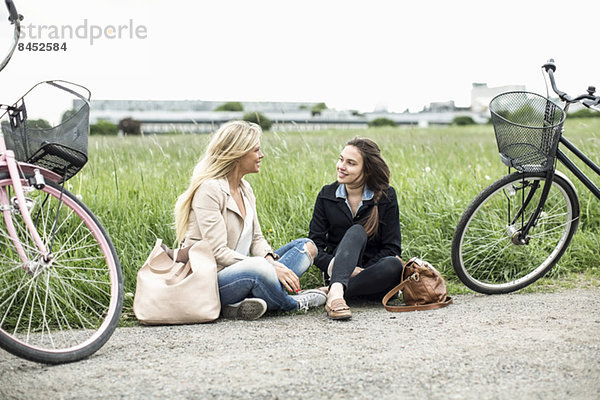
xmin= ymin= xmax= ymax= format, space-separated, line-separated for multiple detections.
xmin=335 ymin=184 xmax=374 ymax=217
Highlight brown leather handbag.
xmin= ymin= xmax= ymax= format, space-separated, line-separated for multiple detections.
xmin=382 ymin=257 xmax=452 ymax=312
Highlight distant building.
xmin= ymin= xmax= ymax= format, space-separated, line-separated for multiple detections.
xmin=80 ymin=99 xmax=369 ymax=133
xmin=424 ymin=100 xmax=457 ymax=113
xmin=77 ymin=86 xmax=521 ymax=134
xmin=471 ymin=83 xmax=526 ymax=113
xmin=88 ymin=99 xmax=322 ymax=114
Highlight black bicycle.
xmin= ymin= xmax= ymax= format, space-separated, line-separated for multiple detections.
xmin=451 ymin=59 xmax=600 ymax=294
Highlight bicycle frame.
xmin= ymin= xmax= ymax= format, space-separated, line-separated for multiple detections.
xmin=0 ymin=134 xmax=62 ymax=268
xmin=511 ymin=128 xmax=600 ymax=243
xmin=557 ymin=136 xmax=600 ymax=199
xmin=0 ymin=0 xmax=91 ymax=274
xmin=506 ymin=59 xmax=600 ymax=243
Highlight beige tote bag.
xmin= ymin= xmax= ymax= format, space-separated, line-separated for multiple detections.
xmin=133 ymin=239 xmax=221 ymax=324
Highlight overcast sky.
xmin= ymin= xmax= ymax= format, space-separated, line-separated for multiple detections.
xmin=0 ymin=0 xmax=598 ymax=114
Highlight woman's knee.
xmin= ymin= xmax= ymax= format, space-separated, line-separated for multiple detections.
xmin=288 ymin=238 xmax=318 ymax=261
xmin=251 ymin=256 xmax=277 ymax=274
xmin=342 ymin=224 xmax=368 ymax=244
xmin=231 ymin=257 xmax=277 ymax=280
xmin=339 ymin=224 xmax=368 ymax=250
xmin=379 ymin=256 xmax=404 ymax=277
xmin=303 ymin=240 xmax=317 ymax=261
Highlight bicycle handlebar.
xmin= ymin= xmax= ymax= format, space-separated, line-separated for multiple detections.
xmin=0 ymin=0 xmax=21 ymax=73
xmin=543 ymin=58 xmax=600 ymax=109
xmin=5 ymin=0 xmax=19 ymax=23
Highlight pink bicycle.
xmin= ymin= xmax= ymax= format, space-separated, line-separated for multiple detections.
xmin=0 ymin=0 xmax=123 ymax=364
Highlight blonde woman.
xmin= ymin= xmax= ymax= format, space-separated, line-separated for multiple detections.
xmin=173 ymin=120 xmax=326 ymax=320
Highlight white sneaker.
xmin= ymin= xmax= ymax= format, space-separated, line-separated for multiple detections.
xmin=290 ymin=289 xmax=327 ymax=311
xmin=222 ymin=298 xmax=267 ymax=320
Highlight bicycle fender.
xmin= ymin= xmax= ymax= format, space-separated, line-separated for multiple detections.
xmin=0 ymin=162 xmax=62 ymax=183
xmin=554 ymin=170 xmax=578 ymax=196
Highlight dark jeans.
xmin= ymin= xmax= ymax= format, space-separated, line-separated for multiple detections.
xmin=329 ymin=224 xmax=404 ymax=300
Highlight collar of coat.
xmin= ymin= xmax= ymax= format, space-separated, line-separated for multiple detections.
xmin=215 ymin=177 xmax=253 ymax=220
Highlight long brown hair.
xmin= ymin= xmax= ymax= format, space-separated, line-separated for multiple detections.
xmin=345 ymin=137 xmax=390 ymax=237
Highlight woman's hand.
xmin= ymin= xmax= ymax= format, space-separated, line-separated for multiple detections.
xmin=351 ymin=267 xmax=364 ymax=278
xmin=272 ymin=261 xmax=301 ymax=293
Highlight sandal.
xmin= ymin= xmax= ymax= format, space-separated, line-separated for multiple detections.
xmin=325 ymin=298 xmax=352 ymax=320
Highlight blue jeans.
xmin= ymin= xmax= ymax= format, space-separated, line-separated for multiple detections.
xmin=217 ymin=238 xmax=314 ymax=311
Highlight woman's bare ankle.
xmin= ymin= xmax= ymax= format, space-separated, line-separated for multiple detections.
xmin=327 ymin=282 xmax=345 ymax=306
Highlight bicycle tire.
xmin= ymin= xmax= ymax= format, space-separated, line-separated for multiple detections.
xmin=0 ymin=174 xmax=123 ymax=364
xmin=451 ymin=171 xmax=579 ymax=294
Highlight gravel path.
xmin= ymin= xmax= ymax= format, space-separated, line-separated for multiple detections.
xmin=1 ymin=288 xmax=599 ymax=400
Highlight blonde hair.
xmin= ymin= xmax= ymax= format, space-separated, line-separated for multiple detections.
xmin=174 ymin=120 xmax=262 ymax=243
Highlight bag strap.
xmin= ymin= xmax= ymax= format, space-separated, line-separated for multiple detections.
xmin=382 ymin=289 xmax=453 ymax=312
xmin=145 ymin=239 xmax=181 ymax=273
xmin=187 ymin=240 xmax=216 ymax=273
xmin=164 ymin=262 xmax=191 ymax=285
xmin=381 ymin=268 xmax=453 ymax=312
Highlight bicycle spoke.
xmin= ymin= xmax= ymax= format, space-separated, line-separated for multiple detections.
xmin=52 ymin=218 xmax=86 ymax=255
xmin=53 ymin=262 xmax=108 ymax=271
xmin=0 ymin=261 xmax=23 ymax=280
xmin=461 ymin=226 xmax=507 ymax=241
xmin=462 ymin=234 xmax=508 ymax=261
xmin=465 ymin=238 xmax=513 ymax=274
xmin=528 ymin=220 xmax=574 ymax=240
xmin=0 ymin=178 xmax=122 ymax=363
xmin=49 ymin=280 xmax=97 ymax=329
xmin=49 ymin=268 xmax=108 ymax=320
xmin=453 ymin=173 xmax=578 ymax=294
xmin=473 ymin=242 xmax=515 ymax=281
xmin=38 ymin=274 xmax=55 ymax=348
xmin=46 ymin=282 xmax=76 ymax=343
xmin=12 ymin=275 xmax=35 ymax=336
xmin=50 ymin=272 xmax=112 ymax=289
xmin=53 ymin=233 xmax=98 ymax=260
xmin=0 ymin=272 xmax=29 ymax=327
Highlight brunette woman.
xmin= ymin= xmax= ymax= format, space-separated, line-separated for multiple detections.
xmin=309 ymin=137 xmax=403 ymax=319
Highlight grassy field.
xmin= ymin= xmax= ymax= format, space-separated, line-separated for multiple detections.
xmin=70 ymin=119 xmax=600 ymax=317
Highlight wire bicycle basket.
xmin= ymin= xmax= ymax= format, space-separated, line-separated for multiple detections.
xmin=1 ymin=80 xmax=91 ymax=182
xmin=489 ymin=91 xmax=565 ymax=173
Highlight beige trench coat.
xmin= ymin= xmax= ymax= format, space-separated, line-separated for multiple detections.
xmin=182 ymin=178 xmax=273 ymax=271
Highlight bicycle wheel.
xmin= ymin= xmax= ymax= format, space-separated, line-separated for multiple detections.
xmin=452 ymin=171 xmax=579 ymax=294
xmin=0 ymin=174 xmax=123 ymax=364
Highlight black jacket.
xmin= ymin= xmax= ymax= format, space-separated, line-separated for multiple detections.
xmin=309 ymin=182 xmax=402 ymax=273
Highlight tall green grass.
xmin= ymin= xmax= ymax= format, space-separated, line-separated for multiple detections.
xmin=71 ymin=119 xmax=600 ymax=316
